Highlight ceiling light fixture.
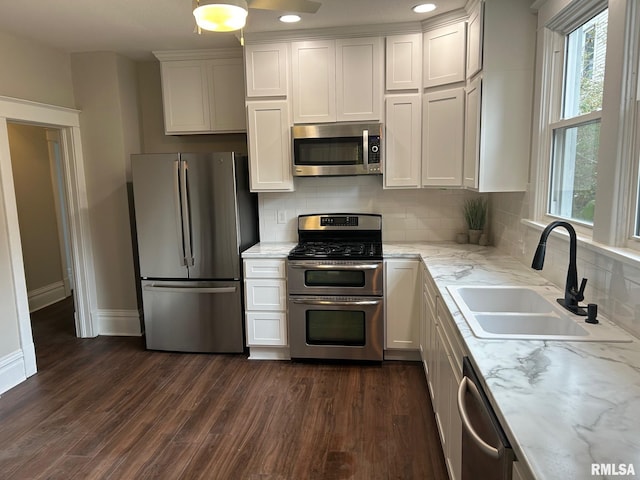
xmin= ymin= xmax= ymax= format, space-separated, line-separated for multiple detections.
xmin=279 ymin=14 xmax=301 ymax=23
xmin=412 ymin=3 xmax=437 ymax=14
xmin=193 ymin=0 xmax=249 ymax=32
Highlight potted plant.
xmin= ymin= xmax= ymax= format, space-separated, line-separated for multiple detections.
xmin=463 ymin=197 xmax=487 ymax=244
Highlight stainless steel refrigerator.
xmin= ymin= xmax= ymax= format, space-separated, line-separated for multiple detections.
xmin=131 ymin=152 xmax=258 ymax=353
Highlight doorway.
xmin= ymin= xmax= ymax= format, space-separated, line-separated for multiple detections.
xmin=0 ymin=96 xmax=98 ymax=380
xmin=8 ymin=123 xmax=74 ymax=319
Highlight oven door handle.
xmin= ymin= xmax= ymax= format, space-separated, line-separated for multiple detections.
xmin=289 ymin=298 xmax=382 ymax=306
xmin=457 ymin=376 xmax=500 ymax=459
xmin=288 ymin=263 xmax=380 ymax=270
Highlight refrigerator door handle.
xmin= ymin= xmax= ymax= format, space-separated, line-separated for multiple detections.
xmin=143 ymin=284 xmax=237 ymax=294
xmin=181 ymin=160 xmax=195 ymax=266
xmin=173 ymin=160 xmax=187 ymax=266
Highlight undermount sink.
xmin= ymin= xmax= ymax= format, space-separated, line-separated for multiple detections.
xmin=447 ymin=285 xmax=632 ymax=342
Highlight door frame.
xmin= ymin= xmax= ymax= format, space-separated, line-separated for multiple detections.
xmin=0 ymin=95 xmax=98 ymax=377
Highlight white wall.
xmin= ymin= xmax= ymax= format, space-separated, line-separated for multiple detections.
xmin=259 ymin=176 xmax=472 ymax=243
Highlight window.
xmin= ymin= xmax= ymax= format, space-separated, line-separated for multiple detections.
xmin=548 ymin=9 xmax=608 ymax=225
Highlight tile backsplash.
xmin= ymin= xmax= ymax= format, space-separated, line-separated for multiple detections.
xmin=258 ymin=176 xmax=472 ymax=243
xmin=491 ymin=191 xmax=640 ymax=339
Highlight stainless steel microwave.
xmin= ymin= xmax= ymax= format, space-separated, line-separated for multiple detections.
xmin=291 ymin=122 xmax=383 ymax=177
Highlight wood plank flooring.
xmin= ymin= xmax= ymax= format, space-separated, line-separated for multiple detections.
xmin=0 ymin=297 xmax=448 ymax=479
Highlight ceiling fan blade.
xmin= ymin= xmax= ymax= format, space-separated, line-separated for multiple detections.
xmin=248 ymin=0 xmax=321 ymax=14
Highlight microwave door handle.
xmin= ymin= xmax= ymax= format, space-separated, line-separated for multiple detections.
xmin=363 ymin=129 xmax=369 ymax=169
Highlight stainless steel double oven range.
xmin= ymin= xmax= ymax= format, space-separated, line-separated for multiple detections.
xmin=287 ymin=214 xmax=383 ymax=362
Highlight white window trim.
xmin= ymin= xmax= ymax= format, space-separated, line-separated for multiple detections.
xmin=531 ymin=0 xmax=640 ymax=251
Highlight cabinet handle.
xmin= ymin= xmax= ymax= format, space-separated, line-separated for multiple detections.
xmin=457 ymin=376 xmax=500 ymax=459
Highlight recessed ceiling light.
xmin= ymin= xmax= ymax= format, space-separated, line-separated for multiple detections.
xmin=413 ymin=3 xmax=437 ymax=14
xmin=279 ymin=14 xmax=301 ymax=23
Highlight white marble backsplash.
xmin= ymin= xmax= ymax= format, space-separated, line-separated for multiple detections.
xmin=258 ymin=176 xmax=476 ymax=243
xmin=491 ymin=191 xmax=640 ymax=339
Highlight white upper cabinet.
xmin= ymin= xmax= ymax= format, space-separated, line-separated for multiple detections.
xmin=423 ymin=21 xmax=466 ymax=88
xmin=154 ymin=50 xmax=246 ymax=135
xmin=422 ymin=88 xmax=465 ymax=187
xmin=463 ymin=77 xmax=481 ymax=189
xmin=466 ymin=0 xmax=483 ymax=79
xmin=246 ymin=101 xmax=294 ymax=192
xmin=207 ymin=59 xmax=246 ymax=132
xmin=244 ymin=42 xmax=289 ymax=97
xmin=463 ymin=0 xmax=535 ymax=192
xmin=336 ymin=37 xmax=383 ymax=122
xmin=384 ymin=94 xmax=422 ymax=188
xmin=291 ymin=40 xmax=336 ymax=123
xmin=386 ymin=33 xmax=422 ymax=91
xmin=291 ymin=37 xmax=383 ymax=123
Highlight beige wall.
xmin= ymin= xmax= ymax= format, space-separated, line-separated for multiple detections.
xmin=8 ymin=123 xmax=64 ymax=293
xmin=0 ymin=31 xmax=75 ymax=108
xmin=136 ymin=61 xmax=247 ymax=154
xmin=0 ymin=31 xmax=75 ymax=364
xmin=70 ymin=52 xmax=141 ymax=310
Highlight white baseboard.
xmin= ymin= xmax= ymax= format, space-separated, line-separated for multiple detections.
xmin=96 ymin=309 xmax=142 ymax=336
xmin=28 ymin=281 xmax=67 ymax=312
xmin=248 ymin=346 xmax=290 ymax=360
xmin=0 ymin=350 xmax=27 ymax=395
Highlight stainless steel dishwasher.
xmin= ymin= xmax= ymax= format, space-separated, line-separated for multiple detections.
xmin=458 ymin=357 xmax=515 ymax=479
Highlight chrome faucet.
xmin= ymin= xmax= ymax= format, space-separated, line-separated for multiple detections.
xmin=531 ymin=221 xmax=588 ymax=316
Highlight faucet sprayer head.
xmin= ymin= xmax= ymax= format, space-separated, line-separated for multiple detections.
xmin=531 ymin=242 xmax=547 ymax=270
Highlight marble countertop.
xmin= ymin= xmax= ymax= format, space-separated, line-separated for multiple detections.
xmin=243 ymin=242 xmax=640 ymax=479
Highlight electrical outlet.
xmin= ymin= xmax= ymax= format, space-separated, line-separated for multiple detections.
xmin=277 ymin=210 xmax=287 ymax=224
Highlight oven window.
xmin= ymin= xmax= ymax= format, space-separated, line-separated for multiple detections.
xmin=306 ymin=310 xmax=366 ymax=346
xmin=305 ymin=270 xmax=365 ymax=287
xmin=294 ymin=137 xmax=363 ymax=166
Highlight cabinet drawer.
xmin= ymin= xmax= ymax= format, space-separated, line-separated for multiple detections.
xmin=245 ymin=279 xmax=287 ymax=311
xmin=246 ymin=311 xmax=287 ymax=346
xmin=244 ymin=259 xmax=286 ymax=279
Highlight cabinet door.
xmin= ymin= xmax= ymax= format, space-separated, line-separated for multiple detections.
xmin=209 ymin=58 xmax=246 ymax=132
xmin=447 ymin=357 xmax=462 ymax=480
xmin=245 ymin=43 xmax=289 ymax=97
xmin=385 ymin=259 xmax=420 ymax=349
xmin=160 ymin=60 xmax=211 ymax=133
xmin=466 ymin=1 xmax=484 ymax=79
xmin=291 ymin=40 xmax=336 ymax=123
xmin=336 ymin=37 xmax=383 ymax=121
xmin=386 ymin=33 xmax=422 ymax=91
xmin=246 ymin=101 xmax=294 ymax=192
xmin=384 ymin=94 xmax=422 ymax=188
xmin=422 ymin=88 xmax=464 ymax=187
xmin=463 ymin=76 xmax=481 ymax=189
xmin=423 ymin=21 xmax=466 ymax=88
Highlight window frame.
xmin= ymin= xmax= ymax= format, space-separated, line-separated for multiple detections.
xmin=533 ymin=0 xmax=640 ymax=250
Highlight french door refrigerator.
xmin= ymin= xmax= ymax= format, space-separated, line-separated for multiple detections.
xmin=131 ymin=152 xmax=258 ymax=353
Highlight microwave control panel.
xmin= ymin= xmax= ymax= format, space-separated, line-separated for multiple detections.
xmin=368 ymin=135 xmax=381 ymax=173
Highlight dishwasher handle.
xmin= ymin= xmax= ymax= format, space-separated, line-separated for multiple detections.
xmin=457 ymin=376 xmax=501 ymax=459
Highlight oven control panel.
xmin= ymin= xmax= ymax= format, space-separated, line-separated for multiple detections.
xmin=320 ymin=216 xmax=358 ymax=227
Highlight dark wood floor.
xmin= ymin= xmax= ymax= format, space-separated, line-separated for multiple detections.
xmin=0 ymin=297 xmax=448 ymax=479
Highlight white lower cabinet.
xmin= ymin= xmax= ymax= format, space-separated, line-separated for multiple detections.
xmin=422 ymin=265 xmax=463 ymax=480
xmin=243 ymin=259 xmax=288 ymax=357
xmin=384 ymin=259 xmax=420 ymax=351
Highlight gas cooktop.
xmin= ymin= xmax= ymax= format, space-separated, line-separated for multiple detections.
xmin=288 ymin=213 xmax=383 ymax=261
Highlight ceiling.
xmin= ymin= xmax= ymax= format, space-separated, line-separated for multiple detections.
xmin=0 ymin=0 xmax=466 ymax=61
